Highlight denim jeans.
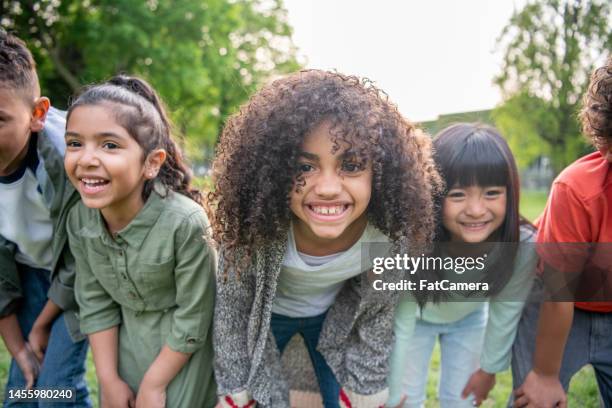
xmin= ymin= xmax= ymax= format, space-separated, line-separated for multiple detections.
xmin=270 ymin=312 xmax=340 ymax=408
xmin=3 ymin=264 xmax=91 ymax=408
xmin=511 ymin=280 xmax=612 ymax=407
xmin=397 ymin=304 xmax=487 ymax=408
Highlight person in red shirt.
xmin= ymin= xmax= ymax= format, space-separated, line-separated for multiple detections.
xmin=512 ymin=57 xmax=612 ymax=407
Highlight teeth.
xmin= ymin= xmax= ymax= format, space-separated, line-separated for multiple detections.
xmin=312 ymin=205 xmax=344 ymax=215
xmin=82 ymin=178 xmax=107 ymax=185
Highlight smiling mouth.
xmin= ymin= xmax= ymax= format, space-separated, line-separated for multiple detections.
xmin=460 ymin=221 xmax=491 ymax=228
xmin=308 ymin=204 xmax=349 ymax=215
xmin=79 ymin=177 xmax=110 ymax=194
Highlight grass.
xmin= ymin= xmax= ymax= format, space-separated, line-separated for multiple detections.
xmin=520 ymin=190 xmax=549 ymax=222
xmin=423 ymin=343 xmax=600 ymax=407
xmin=0 ymin=190 xmax=601 ymax=406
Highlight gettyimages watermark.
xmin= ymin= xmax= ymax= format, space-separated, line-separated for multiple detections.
xmin=371 ymin=253 xmax=489 ymax=291
xmin=359 ymin=242 xmax=612 ymax=302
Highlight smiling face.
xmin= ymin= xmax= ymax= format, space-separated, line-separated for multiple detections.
xmin=442 ymin=184 xmax=507 ymax=243
xmin=64 ymin=104 xmax=151 ymax=228
xmin=289 ymin=121 xmax=372 ymax=255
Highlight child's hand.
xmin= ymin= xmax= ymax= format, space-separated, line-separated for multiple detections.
xmin=14 ymin=343 xmax=41 ymax=389
xmin=28 ymin=322 xmax=51 ymax=363
xmin=100 ymin=377 xmax=136 ymax=408
xmin=135 ymin=383 xmax=166 ymax=408
xmin=461 ymin=369 xmax=496 ymax=406
xmin=513 ymin=370 xmax=566 ymax=408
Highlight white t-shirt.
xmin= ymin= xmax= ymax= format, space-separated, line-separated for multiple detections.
xmin=0 ymin=135 xmax=54 ymax=270
xmin=272 ymin=222 xmax=388 ymax=317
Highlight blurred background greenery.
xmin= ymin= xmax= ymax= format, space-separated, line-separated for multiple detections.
xmin=1 ymin=0 xmax=610 ymax=174
xmin=1 ymin=0 xmax=302 ymax=167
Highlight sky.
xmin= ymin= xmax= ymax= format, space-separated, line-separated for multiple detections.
xmin=283 ymin=0 xmax=526 ymax=122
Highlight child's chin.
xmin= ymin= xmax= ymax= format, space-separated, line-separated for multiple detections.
xmin=310 ymin=227 xmax=346 ymax=241
xmin=80 ymin=197 xmax=108 ymax=210
xmin=460 ymin=233 xmax=489 ymax=243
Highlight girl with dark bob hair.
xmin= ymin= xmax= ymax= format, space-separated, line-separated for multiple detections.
xmin=388 ymin=123 xmax=537 ymax=408
xmin=209 ymin=69 xmax=441 ymax=408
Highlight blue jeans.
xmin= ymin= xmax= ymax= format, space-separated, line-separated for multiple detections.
xmin=271 ymin=312 xmax=340 ymax=408
xmin=3 ymin=264 xmax=91 ymax=408
xmin=397 ymin=304 xmax=487 ymax=408
xmin=511 ymin=280 xmax=612 ymax=407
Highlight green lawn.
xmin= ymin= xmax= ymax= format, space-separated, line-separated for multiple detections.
xmin=424 ymin=343 xmax=599 ymax=407
xmin=520 ymin=190 xmax=549 ymax=222
xmin=0 ymin=190 xmax=601 ymax=406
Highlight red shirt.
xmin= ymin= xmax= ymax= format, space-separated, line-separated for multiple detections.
xmin=537 ymin=151 xmax=612 ymax=312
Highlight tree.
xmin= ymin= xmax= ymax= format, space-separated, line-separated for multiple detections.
xmin=494 ymin=0 xmax=611 ymax=173
xmin=0 ymin=0 xmax=300 ymax=154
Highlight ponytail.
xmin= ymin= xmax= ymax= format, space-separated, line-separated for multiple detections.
xmin=68 ymin=75 xmax=203 ymax=206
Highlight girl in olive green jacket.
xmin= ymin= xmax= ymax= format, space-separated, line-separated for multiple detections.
xmin=64 ymin=76 xmax=217 ymax=408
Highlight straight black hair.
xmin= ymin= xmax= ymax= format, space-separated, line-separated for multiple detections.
xmin=433 ymin=123 xmax=520 ymax=244
xmin=429 ymin=123 xmax=528 ymax=299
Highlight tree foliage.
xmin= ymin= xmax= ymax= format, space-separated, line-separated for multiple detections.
xmin=493 ymin=0 xmax=611 ymax=173
xmin=0 ymin=0 xmax=300 ymax=156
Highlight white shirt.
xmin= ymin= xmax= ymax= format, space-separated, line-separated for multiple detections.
xmin=272 ymin=222 xmax=388 ymax=317
xmin=0 ymin=136 xmax=53 ymax=270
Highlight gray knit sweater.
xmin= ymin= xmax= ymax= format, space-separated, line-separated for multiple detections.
xmin=213 ymin=236 xmax=404 ymax=407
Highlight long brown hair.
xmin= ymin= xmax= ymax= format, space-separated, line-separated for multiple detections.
xmin=67 ymin=75 xmax=202 ymax=205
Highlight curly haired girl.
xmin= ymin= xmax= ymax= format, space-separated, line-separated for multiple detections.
xmin=209 ymin=69 xmax=441 ymax=408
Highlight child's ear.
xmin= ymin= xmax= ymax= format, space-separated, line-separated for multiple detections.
xmin=30 ymin=97 xmax=50 ymax=133
xmin=144 ymin=149 xmax=167 ymax=179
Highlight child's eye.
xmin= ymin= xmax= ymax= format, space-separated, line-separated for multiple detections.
xmin=485 ymin=188 xmax=504 ymax=197
xmin=446 ymin=190 xmax=465 ymax=199
xmin=65 ymin=140 xmax=81 ymax=148
xmin=341 ymin=161 xmax=365 ymax=173
xmin=102 ymin=141 xmax=119 ymax=150
xmin=298 ymin=163 xmax=315 ymax=173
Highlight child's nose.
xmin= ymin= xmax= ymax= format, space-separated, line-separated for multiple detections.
xmin=314 ymin=171 xmax=342 ymax=197
xmin=77 ymin=148 xmax=100 ymax=167
xmin=464 ymin=197 xmax=487 ymax=217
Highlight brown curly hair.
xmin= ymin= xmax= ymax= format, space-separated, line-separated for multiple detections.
xmin=208 ymin=70 xmax=442 ymax=272
xmin=580 ymin=57 xmax=612 ymax=147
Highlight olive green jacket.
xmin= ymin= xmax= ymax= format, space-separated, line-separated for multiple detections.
xmin=67 ymin=187 xmax=217 ymax=406
xmin=0 ymin=108 xmax=83 ymax=341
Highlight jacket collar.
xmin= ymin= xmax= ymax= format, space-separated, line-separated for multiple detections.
xmin=78 ymin=183 xmax=167 ymax=250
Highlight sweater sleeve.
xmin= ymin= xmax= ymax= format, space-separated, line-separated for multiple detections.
xmin=340 ymin=284 xmax=398 ymax=396
xmin=480 ymin=235 xmax=538 ymax=373
xmin=213 ymin=249 xmax=256 ymax=398
xmin=386 ymin=293 xmax=417 ymax=407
